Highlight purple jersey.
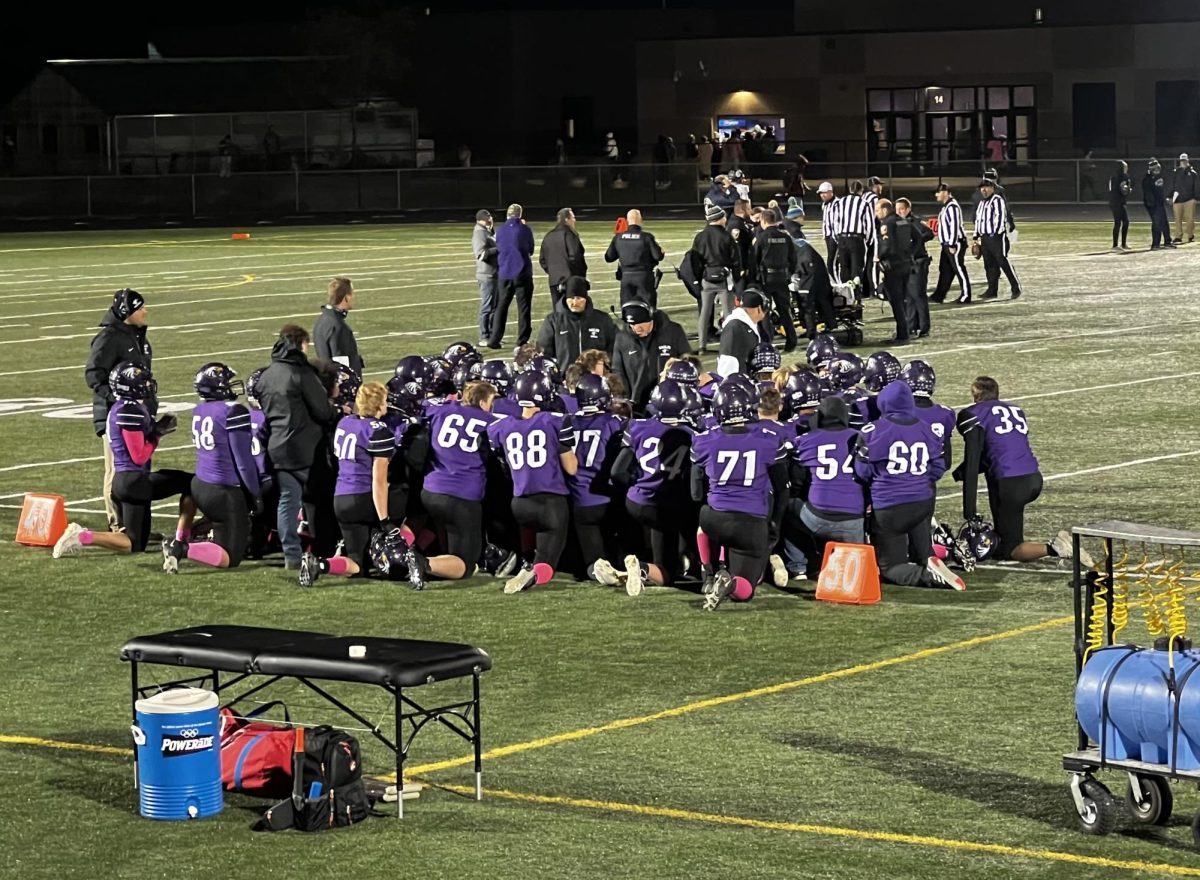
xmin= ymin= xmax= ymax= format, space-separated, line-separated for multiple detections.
xmin=487 ymin=411 xmax=574 ymax=497
xmin=854 ymin=416 xmax=947 ymax=508
xmin=107 ymin=400 xmax=155 ymax=474
xmin=559 ymin=392 xmax=580 ymax=415
xmin=913 ymin=399 xmax=955 ymax=466
xmin=491 ymin=397 xmax=524 ymax=420
xmin=692 ymin=423 xmax=790 ymax=517
xmin=192 ymin=400 xmax=259 ymax=494
xmin=333 ymin=414 xmax=395 ymax=497
xmin=249 ymin=409 xmax=271 ymax=482
xmin=424 ymin=402 xmax=496 ymax=501
xmin=624 ymin=417 xmax=695 ymax=507
xmin=796 ymin=426 xmax=866 ymax=516
xmin=957 ymin=400 xmax=1039 ymax=478
xmin=569 ymin=412 xmax=625 ymax=507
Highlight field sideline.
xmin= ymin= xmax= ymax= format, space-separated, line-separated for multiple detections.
xmin=4 ymin=220 xmax=1200 ymax=879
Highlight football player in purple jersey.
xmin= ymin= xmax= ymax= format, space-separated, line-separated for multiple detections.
xmin=568 ymin=374 xmax=625 ymax=586
xmin=383 ymin=377 xmax=430 ymax=530
xmin=691 ymin=380 xmax=792 ymax=609
xmin=162 ymin=363 xmax=261 ymax=573
xmin=477 ymin=359 xmax=522 ymax=419
xmin=243 ymin=366 xmax=276 ymax=559
xmin=851 ymin=350 xmax=901 ymax=428
xmin=487 ymin=369 xmax=578 ymax=593
xmin=854 ymin=381 xmax=963 ymax=590
xmin=299 ymin=382 xmax=422 ymax=588
xmin=955 ymin=376 xmax=1093 ymax=566
xmin=787 ymin=396 xmax=868 ymax=579
xmin=902 ymin=360 xmax=954 ymax=469
xmin=54 ymin=362 xmax=196 ymax=559
xmin=613 ymin=379 xmax=699 ymax=595
xmin=419 ymin=380 xmax=499 ymax=581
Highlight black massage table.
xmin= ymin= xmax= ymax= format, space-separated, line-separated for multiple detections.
xmin=121 ymin=625 xmax=491 ymax=817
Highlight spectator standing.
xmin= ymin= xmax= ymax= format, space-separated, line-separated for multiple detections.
xmin=488 ymin=203 xmax=536 ymax=349
xmin=85 ymin=288 xmax=154 ymax=531
xmin=612 ymin=302 xmax=691 ymax=412
xmin=255 ymin=324 xmax=339 ymax=569
xmin=1143 ymin=158 xmax=1174 ymax=250
xmin=1172 ymin=153 xmax=1196 ymax=244
xmin=537 ymin=276 xmax=616 ymax=372
xmin=605 ymin=132 xmax=619 ymax=163
xmin=312 ymin=276 xmax=363 ymax=376
xmin=691 ymin=202 xmax=741 ymax=354
xmin=218 ymin=134 xmax=234 ymax=178
xmin=696 ymin=136 xmax=713 ymax=182
xmin=472 ymin=209 xmax=499 ymax=345
xmin=1108 ymin=161 xmax=1132 ymax=252
xmin=704 ymin=174 xmax=736 ymax=216
xmin=605 ymin=208 xmax=665 ymax=307
xmin=539 ymin=207 xmax=587 ymax=309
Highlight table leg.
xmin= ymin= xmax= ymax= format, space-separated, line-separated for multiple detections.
xmin=473 ymin=671 xmax=483 ymax=801
xmin=395 ymin=686 xmax=404 ymax=819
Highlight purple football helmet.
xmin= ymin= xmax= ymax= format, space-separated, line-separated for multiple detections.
xmin=805 ymin=333 xmax=840 ymax=370
xmin=862 ymin=351 xmax=901 ymax=393
xmin=194 ymin=362 xmax=243 ymax=401
xmin=385 ymin=377 xmax=423 ymax=420
xmin=712 ymin=378 xmax=759 ymax=425
xmin=574 ymin=373 xmax=612 ymax=414
xmin=244 ymin=366 xmax=268 ymax=410
xmin=442 ymin=341 xmax=479 ymax=368
xmin=651 ymin=379 xmax=690 ymax=423
xmin=752 ymin=343 xmax=782 ymax=374
xmin=826 ymin=353 xmax=864 ymax=392
xmin=665 ymin=360 xmax=700 ymax=386
xmin=781 ymin=370 xmax=822 ymax=420
xmin=513 ymin=368 xmax=556 ymax=408
xmin=478 ymin=360 xmax=514 ymax=396
xmin=900 ymin=359 xmax=936 ymax=398
xmin=332 ymin=364 xmax=362 ymax=409
xmin=424 ymin=356 xmax=456 ymax=397
xmin=393 ymin=355 xmax=431 ymax=397
xmin=957 ymin=517 xmax=997 ymax=567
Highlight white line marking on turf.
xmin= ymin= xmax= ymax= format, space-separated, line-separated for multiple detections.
xmin=1088 ymin=349 xmax=1114 ymax=355
xmin=1016 ymin=347 xmax=1048 ymax=353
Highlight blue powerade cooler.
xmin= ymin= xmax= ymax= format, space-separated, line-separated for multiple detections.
xmin=132 ymin=688 xmax=224 ymax=820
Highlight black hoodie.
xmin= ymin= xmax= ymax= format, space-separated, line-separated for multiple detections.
xmin=536 ymin=293 xmax=617 ymax=371
xmin=255 ymin=335 xmax=339 ymax=472
xmin=84 ymin=308 xmax=154 ymax=436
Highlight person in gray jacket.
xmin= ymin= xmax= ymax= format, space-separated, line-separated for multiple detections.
xmin=84 ymin=288 xmax=155 ymax=530
xmin=312 ymin=276 xmax=362 ymax=376
xmin=1172 ymin=153 xmax=1197 ymax=244
xmin=255 ymin=324 xmax=339 ymax=569
xmin=472 ymin=209 xmax=499 ymax=345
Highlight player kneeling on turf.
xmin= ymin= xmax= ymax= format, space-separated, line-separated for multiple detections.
xmin=54 ymin=362 xmax=195 ymax=559
xmin=954 ymin=376 xmax=1094 ymax=568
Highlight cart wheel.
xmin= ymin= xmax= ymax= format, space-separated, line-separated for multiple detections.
xmin=1075 ymin=778 xmax=1119 ymax=835
xmin=1126 ymin=775 xmax=1173 ymax=826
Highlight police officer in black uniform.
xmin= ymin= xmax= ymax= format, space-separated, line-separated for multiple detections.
xmin=604 ymin=208 xmax=665 ymax=307
xmin=753 ymin=207 xmax=800 ymax=351
xmin=875 ymin=198 xmax=919 ymax=346
xmin=727 ymin=198 xmax=755 ymax=296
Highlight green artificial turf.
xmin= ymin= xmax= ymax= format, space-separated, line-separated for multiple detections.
xmin=2 ymin=221 xmax=1200 ymax=879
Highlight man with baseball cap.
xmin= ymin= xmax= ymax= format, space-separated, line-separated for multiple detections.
xmin=472 ymin=209 xmax=498 ymax=346
xmin=1172 ymin=153 xmax=1196 ymax=244
xmin=85 ymin=288 xmax=155 ymax=531
xmin=611 ymin=301 xmax=690 ymax=411
xmin=536 ymin=276 xmax=616 ymax=372
xmin=973 ymin=178 xmax=1021 ymax=299
xmin=930 ymin=183 xmax=972 ymax=304
xmin=717 ymin=289 xmax=769 ymax=377
xmin=817 ymin=181 xmax=837 ymax=269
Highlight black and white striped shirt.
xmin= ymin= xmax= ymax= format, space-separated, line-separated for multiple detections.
xmin=820 ymin=200 xmax=834 ymax=240
xmin=828 ymin=194 xmax=875 ymax=242
xmin=937 ymin=198 xmax=965 ymax=245
xmin=973 ymin=193 xmax=1009 ymax=237
xmin=862 ymin=191 xmax=879 ymax=213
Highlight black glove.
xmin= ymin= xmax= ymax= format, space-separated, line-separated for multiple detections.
xmin=154 ymin=413 xmax=178 ymax=435
xmin=378 ymin=518 xmax=399 ymax=535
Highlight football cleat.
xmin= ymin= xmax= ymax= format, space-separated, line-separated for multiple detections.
xmin=623 ymin=555 xmax=644 ymax=597
xmin=503 ymin=565 xmax=537 ymax=594
xmin=161 ymin=538 xmax=185 ymax=574
xmin=768 ymin=554 xmax=789 ymax=588
xmin=704 ymin=571 xmax=736 ymax=610
xmin=404 ymin=547 xmax=427 ymax=591
xmin=52 ymin=522 xmax=84 ymax=559
xmin=591 ymin=558 xmax=620 ymax=587
xmin=298 ymin=552 xmax=320 ymax=588
xmin=926 ymin=557 xmax=966 ymax=591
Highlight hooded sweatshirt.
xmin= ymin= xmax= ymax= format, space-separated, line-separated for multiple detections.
xmin=536 ymin=293 xmax=616 ymax=371
xmin=717 ymin=308 xmax=761 ymax=378
xmin=84 ymin=308 xmax=155 ymax=436
xmin=313 ymin=305 xmax=363 ymax=375
xmin=254 ymin=335 xmax=339 ymax=471
xmin=853 ymin=382 xmax=946 ymax=509
xmin=793 ymin=396 xmax=865 ymax=518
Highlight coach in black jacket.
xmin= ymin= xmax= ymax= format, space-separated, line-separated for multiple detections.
xmin=85 ymin=288 xmax=155 ymax=530
xmin=312 ymin=276 xmax=363 ymax=375
xmin=717 ymin=290 xmax=768 ymax=378
xmin=256 ymin=324 xmax=339 ymax=568
xmin=612 ymin=301 xmax=691 ymax=412
xmin=539 ymin=207 xmax=587 ymax=309
xmin=536 ymin=277 xmax=616 ymax=372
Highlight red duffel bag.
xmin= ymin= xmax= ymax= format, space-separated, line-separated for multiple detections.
xmin=219 ymin=701 xmax=296 ymax=799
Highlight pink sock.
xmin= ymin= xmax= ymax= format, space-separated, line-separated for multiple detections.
xmin=933 ymin=543 xmax=949 ymax=560
xmin=327 ymin=557 xmax=350 ymax=576
xmin=719 ymin=547 xmax=727 ymax=563
xmin=696 ymin=530 xmax=713 ymax=566
xmin=79 ymin=530 xmax=94 ymax=545
xmin=532 ymin=562 xmax=554 ymax=585
xmin=176 ymin=528 xmax=190 ymax=542
xmin=732 ymin=576 xmax=754 ymax=602
xmin=186 ymin=542 xmax=227 ymax=568
xmin=399 ymin=525 xmax=415 ymax=545
xmin=416 ymin=528 xmax=436 ymax=551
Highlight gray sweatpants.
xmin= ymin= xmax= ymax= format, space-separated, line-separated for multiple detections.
xmin=698 ymin=280 xmax=736 ymax=351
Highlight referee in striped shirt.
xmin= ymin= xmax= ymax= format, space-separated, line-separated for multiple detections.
xmin=863 ymin=177 xmax=884 ymax=292
xmin=829 ymin=180 xmax=875 ymax=290
xmin=931 ymin=183 xmax=972 ymax=304
xmin=973 ymin=178 xmax=1022 ymax=300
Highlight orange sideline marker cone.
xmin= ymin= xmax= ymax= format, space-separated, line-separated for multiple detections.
xmin=15 ymin=493 xmax=67 ymax=547
xmin=231 ymin=233 xmax=251 ymax=240
xmin=815 ymin=542 xmax=881 ymax=605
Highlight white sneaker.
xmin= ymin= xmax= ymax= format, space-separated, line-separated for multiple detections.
xmin=768 ymin=554 xmax=789 ymax=588
xmin=52 ymin=522 xmax=84 ymax=559
xmin=623 ymin=554 xmax=644 ymax=597
xmin=926 ymin=557 xmax=966 ymax=591
xmin=1052 ymin=530 xmax=1095 ymax=569
xmin=503 ymin=566 xmax=537 ymax=594
xmin=704 ymin=571 xmax=736 ymax=610
xmin=791 ymin=572 xmax=808 ymax=582
xmin=161 ymin=539 xmax=179 ymax=574
xmin=591 ymin=558 xmax=620 ymax=587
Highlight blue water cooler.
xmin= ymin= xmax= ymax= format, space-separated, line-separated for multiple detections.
xmin=132 ymin=687 xmax=224 ymax=820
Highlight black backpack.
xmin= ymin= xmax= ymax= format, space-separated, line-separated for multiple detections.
xmin=258 ymin=726 xmax=373 ymax=832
